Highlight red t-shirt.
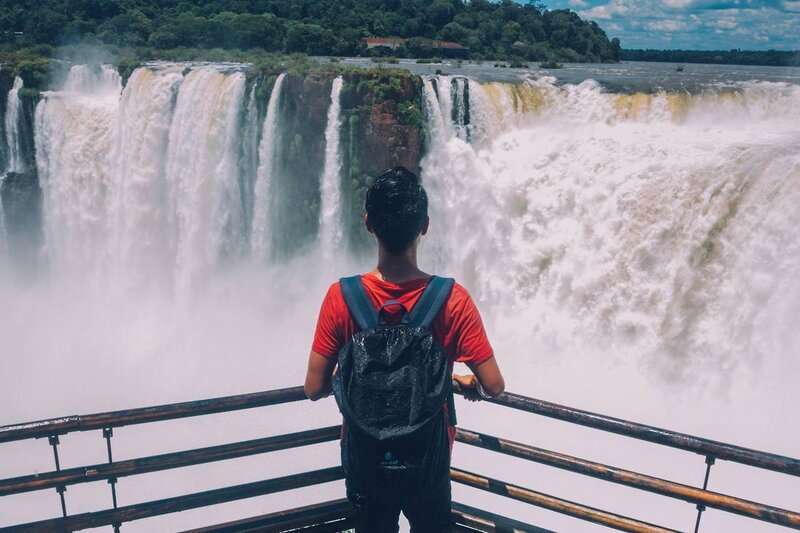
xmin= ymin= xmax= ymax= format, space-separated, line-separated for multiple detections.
xmin=312 ymin=273 xmax=494 ymax=447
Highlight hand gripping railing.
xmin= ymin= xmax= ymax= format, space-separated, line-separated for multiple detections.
xmin=0 ymin=385 xmax=798 ymax=532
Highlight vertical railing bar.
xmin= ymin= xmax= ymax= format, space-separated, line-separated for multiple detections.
xmin=693 ymin=455 xmax=716 ymax=533
xmin=48 ymin=435 xmax=67 ymax=517
xmin=103 ymin=428 xmax=121 ymax=533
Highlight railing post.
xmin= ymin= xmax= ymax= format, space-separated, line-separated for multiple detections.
xmin=693 ymin=455 xmax=716 ymax=533
xmin=103 ymin=427 xmax=121 ymax=533
xmin=47 ymin=435 xmax=67 ymax=517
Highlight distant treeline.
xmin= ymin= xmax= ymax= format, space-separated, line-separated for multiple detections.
xmin=0 ymin=0 xmax=620 ymax=63
xmin=621 ymin=49 xmax=800 ymax=67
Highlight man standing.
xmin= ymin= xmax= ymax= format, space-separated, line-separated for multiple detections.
xmin=304 ymin=166 xmax=505 ymax=532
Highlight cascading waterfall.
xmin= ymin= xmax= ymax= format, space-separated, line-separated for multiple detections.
xmin=35 ymin=65 xmax=123 ymax=279
xmin=251 ymin=72 xmax=286 ymax=262
xmin=4 ymin=76 xmax=24 ymax=174
xmin=239 ymin=82 xmax=262 ymax=242
xmin=108 ymin=66 xmax=184 ymax=290
xmin=164 ymin=68 xmax=246 ymax=295
xmin=22 ymin=66 xmax=800 ymax=374
xmin=421 ymin=76 xmax=800 ymax=388
xmin=319 ymin=76 xmax=344 ymax=259
xmin=34 ymin=64 xmax=249 ymax=293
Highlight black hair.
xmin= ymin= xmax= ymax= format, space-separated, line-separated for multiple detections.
xmin=365 ymin=166 xmax=428 ymax=255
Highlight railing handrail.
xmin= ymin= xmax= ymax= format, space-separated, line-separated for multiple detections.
xmin=451 ymin=467 xmax=681 ymax=533
xmin=3 ymin=384 xmax=798 ymax=477
xmin=0 ymin=386 xmax=307 ymax=443
xmin=0 ymin=426 xmax=342 ymax=497
xmin=455 ymin=427 xmax=800 ymax=529
xmin=2 ymin=385 xmax=798 ymax=532
xmin=453 ymin=385 xmax=800 ymax=476
xmin=2 ymin=467 xmax=346 ymax=533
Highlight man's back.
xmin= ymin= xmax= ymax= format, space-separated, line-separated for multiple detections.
xmin=304 ymin=167 xmax=504 ymax=533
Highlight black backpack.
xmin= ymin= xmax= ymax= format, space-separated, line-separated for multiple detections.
xmin=332 ymin=275 xmax=457 ymax=498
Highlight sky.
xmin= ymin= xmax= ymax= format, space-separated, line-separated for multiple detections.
xmin=539 ymin=0 xmax=800 ymax=50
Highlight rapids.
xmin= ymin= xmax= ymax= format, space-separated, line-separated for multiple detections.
xmin=0 ymin=62 xmax=798 ymax=531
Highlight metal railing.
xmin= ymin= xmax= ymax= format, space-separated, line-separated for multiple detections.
xmin=0 ymin=385 xmax=798 ymax=532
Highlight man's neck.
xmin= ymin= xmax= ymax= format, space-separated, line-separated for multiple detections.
xmin=370 ymin=245 xmax=429 ymax=284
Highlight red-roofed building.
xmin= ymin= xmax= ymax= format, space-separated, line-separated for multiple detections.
xmin=364 ymin=37 xmax=406 ymax=50
xmin=363 ymin=37 xmax=469 ymax=58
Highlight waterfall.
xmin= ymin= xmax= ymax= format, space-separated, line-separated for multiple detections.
xmin=35 ymin=65 xmax=122 ymax=278
xmin=35 ymin=64 xmax=248 ymax=291
xmin=420 ymin=77 xmax=800 ymax=388
xmin=451 ymin=77 xmax=468 ymax=141
xmin=164 ymin=68 xmax=246 ymax=295
xmin=108 ymin=67 xmax=184 ymax=290
xmin=239 ymin=82 xmax=262 ymax=243
xmin=251 ymin=72 xmax=286 ymax=262
xmin=319 ymin=76 xmax=344 ymax=259
xmin=5 ymin=76 xmax=24 ymax=173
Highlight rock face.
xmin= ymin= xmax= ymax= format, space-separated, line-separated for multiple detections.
xmin=272 ymin=70 xmax=332 ymax=259
xmin=247 ymin=66 xmax=426 ymax=257
xmin=1 ymin=78 xmax=42 ymax=275
xmin=339 ymin=69 xmax=425 ymax=253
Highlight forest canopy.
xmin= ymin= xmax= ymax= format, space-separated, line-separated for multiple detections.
xmin=0 ymin=0 xmax=621 ymax=63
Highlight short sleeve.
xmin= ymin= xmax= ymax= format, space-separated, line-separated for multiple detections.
xmin=311 ymin=283 xmax=347 ymax=359
xmin=438 ymin=283 xmax=494 ymax=367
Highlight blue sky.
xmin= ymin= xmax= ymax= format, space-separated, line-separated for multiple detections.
xmin=539 ymin=0 xmax=800 ymax=50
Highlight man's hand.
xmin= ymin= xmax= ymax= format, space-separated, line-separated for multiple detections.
xmin=453 ymin=373 xmax=483 ymax=402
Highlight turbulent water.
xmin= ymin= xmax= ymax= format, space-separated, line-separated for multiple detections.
xmin=1 ymin=63 xmax=799 ymax=532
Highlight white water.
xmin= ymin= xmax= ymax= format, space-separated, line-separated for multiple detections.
xmin=4 ymin=76 xmax=24 ymax=174
xmin=319 ymin=76 xmax=344 ymax=259
xmin=1 ymin=67 xmax=799 ymax=531
xmin=420 ymin=75 xmax=800 ymax=531
xmin=164 ymin=68 xmax=246 ymax=296
xmin=251 ymin=72 xmax=286 ymax=262
xmin=35 ymin=65 xmax=123 ymax=280
xmin=108 ymin=67 xmax=184 ymax=291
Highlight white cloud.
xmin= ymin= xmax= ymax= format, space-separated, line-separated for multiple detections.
xmin=708 ymin=18 xmax=738 ymax=29
xmin=569 ymin=0 xmax=589 ymax=7
xmin=647 ymin=19 xmax=691 ymax=31
xmin=578 ymin=0 xmax=635 ymax=20
xmin=572 ymin=0 xmax=799 ymax=49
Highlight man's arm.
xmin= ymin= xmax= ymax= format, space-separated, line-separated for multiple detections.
xmin=304 ymin=351 xmax=337 ymax=401
xmin=454 ymin=356 xmax=505 ymax=400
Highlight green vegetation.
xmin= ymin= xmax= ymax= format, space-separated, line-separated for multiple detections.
xmin=0 ymin=0 xmax=620 ymax=63
xmin=539 ymin=60 xmax=563 ymax=69
xmin=370 ymin=57 xmax=400 ymax=64
xmin=621 ymin=49 xmax=800 ymax=67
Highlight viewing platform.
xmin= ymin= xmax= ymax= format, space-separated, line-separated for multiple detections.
xmin=1 ymin=386 xmax=798 ymax=532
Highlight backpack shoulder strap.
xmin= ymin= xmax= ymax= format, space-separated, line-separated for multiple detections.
xmin=339 ymin=276 xmax=379 ymax=330
xmin=407 ymin=276 xmax=455 ymax=328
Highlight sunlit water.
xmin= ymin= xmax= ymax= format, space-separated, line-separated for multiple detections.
xmin=1 ymin=62 xmax=798 ymax=532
